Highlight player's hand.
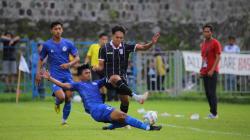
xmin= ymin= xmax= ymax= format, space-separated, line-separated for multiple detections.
xmin=92 ymin=66 xmax=98 ymax=72
xmin=60 ymin=63 xmax=71 ymax=69
xmin=152 ymin=33 xmax=160 ymax=44
xmin=42 ymin=70 xmax=51 ymax=80
xmin=207 ymin=70 xmax=214 ymax=77
xmin=35 ymin=71 xmax=42 ymax=85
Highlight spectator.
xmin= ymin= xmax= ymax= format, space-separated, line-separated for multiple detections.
xmin=31 ymin=41 xmax=46 ymax=99
xmin=147 ymin=59 xmax=156 ymax=91
xmin=0 ymin=32 xmax=20 ymax=93
xmin=127 ymin=61 xmax=136 ymax=92
xmin=154 ymin=48 xmax=166 ymax=91
xmin=224 ymin=36 xmax=240 ymax=91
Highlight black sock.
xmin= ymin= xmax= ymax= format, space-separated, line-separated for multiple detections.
xmin=120 ymin=103 xmax=129 ymax=113
xmin=116 ymin=80 xmax=133 ymax=97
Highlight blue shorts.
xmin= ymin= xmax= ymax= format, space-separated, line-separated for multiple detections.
xmin=90 ymin=104 xmax=115 ymax=123
xmin=51 ymin=76 xmax=73 ymax=94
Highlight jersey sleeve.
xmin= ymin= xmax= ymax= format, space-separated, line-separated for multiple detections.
xmin=39 ymin=43 xmax=48 ymax=61
xmin=214 ymin=40 xmax=222 ymax=55
xmin=125 ymin=43 xmax=136 ymax=53
xmin=70 ymin=82 xmax=80 ymax=91
xmin=98 ymin=47 xmax=106 ymax=61
xmin=95 ymin=78 xmax=106 ymax=88
xmin=69 ymin=41 xmax=78 ymax=56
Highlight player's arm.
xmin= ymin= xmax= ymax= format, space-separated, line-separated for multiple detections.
xmin=208 ymin=54 xmax=221 ymax=76
xmin=60 ymin=54 xmax=80 ymax=69
xmin=35 ymin=59 xmax=43 ymax=85
xmin=43 ymin=70 xmax=72 ymax=89
xmin=135 ymin=33 xmax=160 ymax=51
xmin=60 ymin=41 xmax=80 ymax=69
xmin=84 ymin=45 xmax=92 ymax=64
xmin=208 ymin=42 xmax=221 ymax=76
xmin=92 ymin=47 xmax=105 ymax=72
xmin=84 ymin=56 xmax=91 ymax=64
xmin=36 ymin=44 xmax=48 ymax=85
xmin=93 ymin=60 xmax=104 ymax=72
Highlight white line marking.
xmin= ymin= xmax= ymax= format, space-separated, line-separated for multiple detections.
xmin=162 ymin=123 xmax=250 ymax=137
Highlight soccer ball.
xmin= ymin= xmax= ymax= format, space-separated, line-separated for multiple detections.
xmin=73 ymin=95 xmax=82 ymax=102
xmin=143 ymin=111 xmax=158 ymax=125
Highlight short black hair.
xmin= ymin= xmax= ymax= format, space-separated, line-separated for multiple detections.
xmin=99 ymin=32 xmax=108 ymax=38
xmin=228 ymin=36 xmax=236 ymax=40
xmin=112 ymin=26 xmax=125 ymax=35
xmin=202 ymin=24 xmax=213 ymax=32
xmin=77 ymin=64 xmax=91 ymax=76
xmin=50 ymin=21 xmax=63 ymax=29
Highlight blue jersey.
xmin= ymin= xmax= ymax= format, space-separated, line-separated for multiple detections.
xmin=70 ymin=78 xmax=106 ymax=114
xmin=40 ymin=38 xmax=78 ymax=78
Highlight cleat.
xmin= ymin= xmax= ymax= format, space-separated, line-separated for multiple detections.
xmin=137 ymin=91 xmax=149 ymax=104
xmin=149 ymin=125 xmax=162 ymax=131
xmin=207 ymin=114 xmax=218 ymax=119
xmin=102 ymin=126 xmax=113 ymax=130
xmin=55 ymin=104 xmax=60 ymax=114
xmin=61 ymin=122 xmax=69 ymax=127
xmin=124 ymin=125 xmax=131 ymax=129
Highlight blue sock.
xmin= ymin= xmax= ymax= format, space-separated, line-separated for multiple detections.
xmin=125 ymin=116 xmax=150 ymax=130
xmin=62 ymin=101 xmax=71 ymax=121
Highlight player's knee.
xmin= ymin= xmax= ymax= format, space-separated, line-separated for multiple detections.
xmin=57 ymin=96 xmax=65 ymax=102
xmin=109 ymin=75 xmax=121 ymax=84
xmin=117 ymin=113 xmax=126 ymax=122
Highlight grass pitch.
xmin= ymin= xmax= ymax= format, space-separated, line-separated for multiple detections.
xmin=0 ymin=100 xmax=250 ymax=140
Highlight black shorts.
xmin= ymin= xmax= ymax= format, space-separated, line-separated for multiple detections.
xmin=91 ymin=70 xmax=105 ymax=80
xmin=105 ymin=76 xmax=128 ymax=95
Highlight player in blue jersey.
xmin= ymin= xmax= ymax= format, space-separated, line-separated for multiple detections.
xmin=41 ymin=64 xmax=162 ymax=131
xmin=35 ymin=21 xmax=80 ymax=125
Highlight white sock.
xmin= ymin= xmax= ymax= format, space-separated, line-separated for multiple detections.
xmin=132 ymin=92 xmax=141 ymax=101
xmin=62 ymin=119 xmax=67 ymax=123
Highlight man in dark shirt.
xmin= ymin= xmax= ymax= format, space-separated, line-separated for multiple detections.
xmin=0 ymin=32 xmax=20 ymax=93
xmin=93 ymin=26 xmax=160 ymax=115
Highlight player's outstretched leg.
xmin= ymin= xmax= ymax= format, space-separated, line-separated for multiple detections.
xmin=109 ymin=75 xmax=149 ymax=104
xmin=103 ymin=110 xmax=162 ymax=131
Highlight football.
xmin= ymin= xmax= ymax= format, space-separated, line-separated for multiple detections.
xmin=73 ymin=95 xmax=82 ymax=103
xmin=143 ymin=111 xmax=158 ymax=125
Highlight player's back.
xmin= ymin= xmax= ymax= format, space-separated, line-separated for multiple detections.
xmin=74 ymin=81 xmax=104 ymax=113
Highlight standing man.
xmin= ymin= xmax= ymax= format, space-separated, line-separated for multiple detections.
xmin=200 ymin=24 xmax=222 ymax=119
xmin=85 ymin=33 xmax=109 ymax=102
xmin=36 ymin=21 xmax=80 ymax=125
xmin=85 ymin=33 xmax=108 ymax=80
xmin=93 ymin=26 xmax=160 ymax=115
xmin=0 ymin=32 xmax=20 ymax=93
xmin=223 ymin=36 xmax=240 ymax=91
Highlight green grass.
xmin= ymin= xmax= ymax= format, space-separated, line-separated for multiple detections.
xmin=0 ymin=100 xmax=250 ymax=140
